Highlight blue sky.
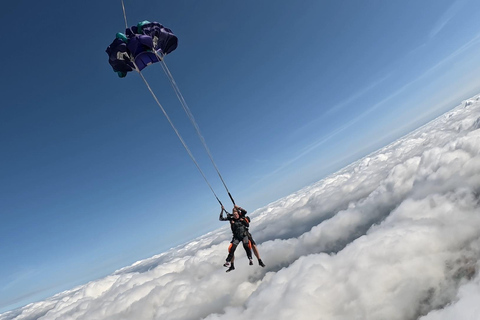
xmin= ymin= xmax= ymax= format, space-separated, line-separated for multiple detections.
xmin=2 ymin=0 xmax=480 ymax=313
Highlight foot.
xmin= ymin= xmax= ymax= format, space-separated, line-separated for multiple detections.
xmin=249 ymin=259 xmax=253 ymax=265
xmin=223 ymin=261 xmax=230 ymax=267
xmin=226 ymin=266 xmax=235 ymax=272
xmin=259 ymin=259 xmax=265 ymax=267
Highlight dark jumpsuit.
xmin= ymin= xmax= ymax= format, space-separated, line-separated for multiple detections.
xmin=237 ymin=208 xmax=257 ymax=246
xmin=219 ymin=211 xmax=252 ymax=262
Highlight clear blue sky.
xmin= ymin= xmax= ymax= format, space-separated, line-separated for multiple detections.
xmin=2 ymin=0 xmax=480 ymax=313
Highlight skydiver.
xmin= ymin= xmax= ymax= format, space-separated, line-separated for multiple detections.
xmin=219 ymin=205 xmax=253 ymax=272
xmin=231 ymin=205 xmax=265 ymax=268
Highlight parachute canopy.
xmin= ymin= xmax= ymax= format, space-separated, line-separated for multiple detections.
xmin=106 ymin=21 xmax=178 ymax=77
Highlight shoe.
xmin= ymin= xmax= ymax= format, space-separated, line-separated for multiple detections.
xmin=226 ymin=266 xmax=235 ymax=272
xmin=223 ymin=261 xmax=230 ymax=267
xmin=249 ymin=259 xmax=253 ymax=265
xmin=259 ymin=260 xmax=265 ymax=267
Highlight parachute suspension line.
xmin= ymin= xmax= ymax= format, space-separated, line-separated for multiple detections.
xmin=154 ymin=52 xmax=236 ymax=205
xmin=117 ymin=0 xmax=229 ymax=207
xmin=135 ymin=68 xmax=223 ymax=206
xmin=120 ymin=0 xmax=129 ymax=29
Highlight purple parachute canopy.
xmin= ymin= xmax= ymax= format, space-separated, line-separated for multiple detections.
xmin=106 ymin=21 xmax=178 ymax=77
xmin=130 ymin=21 xmax=178 ymax=55
xmin=105 ymin=38 xmax=136 ymax=77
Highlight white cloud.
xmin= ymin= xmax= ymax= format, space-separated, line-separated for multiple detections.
xmin=2 ymin=95 xmax=480 ymax=320
xmin=419 ymin=270 xmax=480 ymax=320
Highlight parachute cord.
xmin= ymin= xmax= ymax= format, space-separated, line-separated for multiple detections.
xmin=154 ymin=52 xmax=235 ymax=205
xmin=135 ymin=68 xmax=223 ymax=204
xmin=121 ymin=0 xmax=129 ymax=29
xmin=118 ymin=1 xmax=224 ymax=206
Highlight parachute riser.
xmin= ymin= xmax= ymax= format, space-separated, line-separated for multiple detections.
xmin=121 ymin=0 xmax=128 ymax=29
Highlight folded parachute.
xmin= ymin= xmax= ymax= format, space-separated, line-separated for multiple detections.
xmin=106 ymin=21 xmax=178 ymax=77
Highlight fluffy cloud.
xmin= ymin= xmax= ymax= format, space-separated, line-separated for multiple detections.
xmin=2 ymin=96 xmax=480 ymax=320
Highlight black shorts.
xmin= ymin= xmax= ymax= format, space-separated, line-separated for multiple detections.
xmin=231 ymin=237 xmax=248 ymax=246
xmin=247 ymin=232 xmax=256 ymax=245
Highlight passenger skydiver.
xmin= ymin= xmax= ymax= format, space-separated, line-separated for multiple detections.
xmin=219 ymin=205 xmax=253 ymax=272
xmin=220 ymin=205 xmax=265 ymax=272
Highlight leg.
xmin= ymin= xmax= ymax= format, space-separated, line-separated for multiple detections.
xmin=249 ymin=233 xmax=265 ymax=267
xmin=252 ymin=244 xmax=261 ymax=260
xmin=226 ymin=254 xmax=235 ymax=272
xmin=226 ymin=239 xmax=239 ymax=263
xmin=231 ymin=255 xmax=235 ymax=266
xmin=225 ymin=241 xmax=237 ymax=272
xmin=242 ymin=236 xmax=253 ymax=262
xmin=249 ymin=233 xmax=260 ymax=259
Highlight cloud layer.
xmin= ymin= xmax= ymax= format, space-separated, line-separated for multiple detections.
xmin=3 ymin=95 xmax=480 ymax=320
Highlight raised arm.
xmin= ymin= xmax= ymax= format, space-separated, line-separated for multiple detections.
xmin=219 ymin=206 xmax=230 ymax=221
xmin=235 ymin=205 xmax=247 ymax=216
